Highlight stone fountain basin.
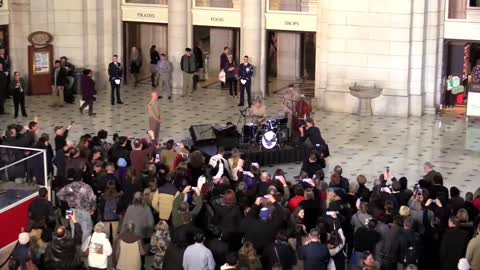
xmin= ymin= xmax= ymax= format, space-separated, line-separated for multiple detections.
xmin=349 ymin=85 xmax=382 ymax=99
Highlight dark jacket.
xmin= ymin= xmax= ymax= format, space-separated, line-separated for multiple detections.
xmin=108 ymin=143 xmax=131 ymax=165
xmin=180 ymin=54 xmax=196 ymax=74
xmin=193 ymin=46 xmax=204 ymax=69
xmin=0 ymin=132 xmax=34 ymax=179
xmin=353 ymin=227 xmax=381 ymax=252
xmin=239 ymin=204 xmax=284 ymax=254
xmin=0 ymin=71 xmax=7 ymax=100
xmin=9 ymin=78 xmax=27 ymax=97
xmin=212 ymin=198 xmax=242 ymax=234
xmin=108 ymin=62 xmax=122 ymax=80
xmin=28 ymin=197 xmax=55 ymax=228
xmin=238 ymin=63 xmax=253 ymax=80
xmin=54 ymin=129 xmax=69 ymax=151
xmin=163 ymin=243 xmax=186 ymax=270
xmin=220 ymin=53 xmax=228 ymax=71
xmin=43 ymin=223 xmax=83 ymax=270
xmin=263 ymin=240 xmax=296 ymax=270
xmin=225 ymin=61 xmax=237 ymax=79
xmin=440 ymin=227 xmax=470 ymax=270
xmin=81 ymin=75 xmax=96 ymax=102
xmin=150 ymin=50 xmax=160 ymax=65
xmin=300 ymin=160 xmax=325 ymax=178
xmin=51 ymin=66 xmax=68 ymax=86
xmin=302 ymin=241 xmax=330 ymax=270
xmin=205 ymin=237 xmax=229 ymax=270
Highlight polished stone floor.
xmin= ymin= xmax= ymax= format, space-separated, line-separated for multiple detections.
xmin=1 ymin=81 xmax=480 ymax=193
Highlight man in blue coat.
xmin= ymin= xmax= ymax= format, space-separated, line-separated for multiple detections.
xmin=302 ymin=229 xmax=330 ymax=270
xmin=238 ymin=55 xmax=254 ymax=107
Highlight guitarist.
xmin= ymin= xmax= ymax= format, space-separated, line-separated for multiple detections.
xmin=299 ymin=117 xmax=329 ymax=158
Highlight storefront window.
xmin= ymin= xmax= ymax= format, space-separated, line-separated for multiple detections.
xmin=125 ymin=0 xmax=167 ymax=4
xmin=470 ymin=0 xmax=480 ymax=7
xmin=448 ymin=0 xmax=467 ymax=19
xmin=194 ymin=0 xmax=236 ymax=8
xmin=268 ymin=0 xmax=315 ymax=12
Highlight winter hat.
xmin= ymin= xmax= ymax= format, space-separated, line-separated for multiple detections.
xmin=18 ymin=232 xmax=29 ymax=245
xmin=399 ymin=206 xmax=410 ymax=217
xmin=458 ymin=258 xmax=470 ymax=270
xmin=259 ymin=207 xmax=270 ymax=220
xmin=267 ymin=185 xmax=278 ymax=194
xmin=117 ymin=158 xmax=127 ymax=168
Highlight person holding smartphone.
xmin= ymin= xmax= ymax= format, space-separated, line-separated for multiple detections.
xmin=9 ymin=71 xmax=27 ymax=118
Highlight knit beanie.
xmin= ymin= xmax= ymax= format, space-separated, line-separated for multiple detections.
xmin=259 ymin=207 xmax=270 ymax=220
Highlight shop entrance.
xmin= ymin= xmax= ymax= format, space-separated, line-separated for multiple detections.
xmin=266 ymin=30 xmax=316 ymax=96
xmin=442 ymin=41 xmax=480 ymax=115
xmin=193 ymin=26 xmax=240 ymax=89
xmin=122 ymin=21 xmax=168 ymax=85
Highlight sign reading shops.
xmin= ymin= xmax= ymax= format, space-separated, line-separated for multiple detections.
xmin=285 ymin=21 xmax=300 ymax=26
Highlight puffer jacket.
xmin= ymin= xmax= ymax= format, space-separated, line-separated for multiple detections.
xmin=43 ymin=223 xmax=83 ymax=270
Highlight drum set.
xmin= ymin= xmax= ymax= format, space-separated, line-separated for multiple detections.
xmin=242 ymin=115 xmax=288 ymax=149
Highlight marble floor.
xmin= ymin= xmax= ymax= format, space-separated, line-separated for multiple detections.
xmin=1 ymin=82 xmax=480 ymax=193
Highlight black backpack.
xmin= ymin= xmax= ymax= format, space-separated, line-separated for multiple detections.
xmin=403 ymin=232 xmax=420 ymax=265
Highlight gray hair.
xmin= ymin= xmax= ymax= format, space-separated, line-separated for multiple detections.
xmin=94 ymin=222 xmax=106 ymax=233
xmin=404 ymin=265 xmax=418 ymax=270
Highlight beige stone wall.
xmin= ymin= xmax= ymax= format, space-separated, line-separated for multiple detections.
xmin=316 ymin=0 xmax=443 ymax=117
xmin=9 ymin=0 xmax=122 ymax=90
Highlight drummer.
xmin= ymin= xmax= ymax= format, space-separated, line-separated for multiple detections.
xmin=283 ymin=84 xmax=301 ymax=136
xmin=249 ymin=98 xmax=267 ymax=124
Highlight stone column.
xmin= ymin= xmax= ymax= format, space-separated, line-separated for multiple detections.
xmin=408 ymin=0 xmax=426 ymax=116
xmin=168 ymin=0 xmax=188 ymax=93
xmin=9 ymin=0 xmax=31 ymax=76
xmin=241 ymin=0 xmax=262 ymax=96
xmin=314 ymin=0 xmax=328 ymax=108
xmin=276 ymin=0 xmax=301 ymax=81
xmin=83 ymin=0 xmax=99 ymax=82
xmin=423 ymin=0 xmax=443 ymax=114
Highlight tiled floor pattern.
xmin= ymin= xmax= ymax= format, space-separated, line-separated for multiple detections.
xmin=1 ymin=83 xmax=480 ymax=192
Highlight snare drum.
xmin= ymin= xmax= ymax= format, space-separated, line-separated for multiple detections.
xmin=262 ymin=119 xmax=278 ymax=131
xmin=243 ymin=123 xmax=258 ymax=143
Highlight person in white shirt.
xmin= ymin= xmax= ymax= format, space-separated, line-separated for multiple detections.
xmin=208 ymin=146 xmax=231 ymax=181
xmin=182 ymin=232 xmax=215 ymax=270
xmin=83 ymin=222 xmax=113 ymax=270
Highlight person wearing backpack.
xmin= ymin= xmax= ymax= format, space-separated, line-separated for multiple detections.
xmin=398 ymin=217 xmax=421 ymax=268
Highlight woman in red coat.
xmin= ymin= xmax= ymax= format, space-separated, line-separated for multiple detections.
xmin=79 ymin=69 xmax=96 ymax=116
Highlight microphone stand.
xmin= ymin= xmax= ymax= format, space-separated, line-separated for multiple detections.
xmin=237 ymin=108 xmax=249 ymax=144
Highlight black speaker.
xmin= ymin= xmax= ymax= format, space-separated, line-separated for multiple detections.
xmin=189 ymin=124 xmax=217 ymax=145
xmin=213 ymin=124 xmax=241 ymax=150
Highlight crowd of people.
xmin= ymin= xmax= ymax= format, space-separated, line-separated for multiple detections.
xmin=1 ymin=116 xmax=480 ymax=270
xmin=1 ymin=45 xmax=480 ymax=270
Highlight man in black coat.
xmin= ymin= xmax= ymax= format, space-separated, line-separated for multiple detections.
xmin=262 ymin=231 xmax=296 ymax=270
xmin=51 ymin=60 xmax=68 ymax=107
xmin=43 ymin=214 xmax=83 ymax=270
xmin=299 ymin=117 xmax=329 ymax=158
xmin=440 ymin=216 xmax=470 ymax=270
xmin=240 ymin=196 xmax=284 ymax=254
xmin=108 ymin=54 xmax=123 ymax=105
xmin=205 ymin=225 xmax=229 ymax=270
xmin=28 ymin=187 xmax=55 ymax=229
xmin=0 ymin=62 xmax=7 ymax=114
